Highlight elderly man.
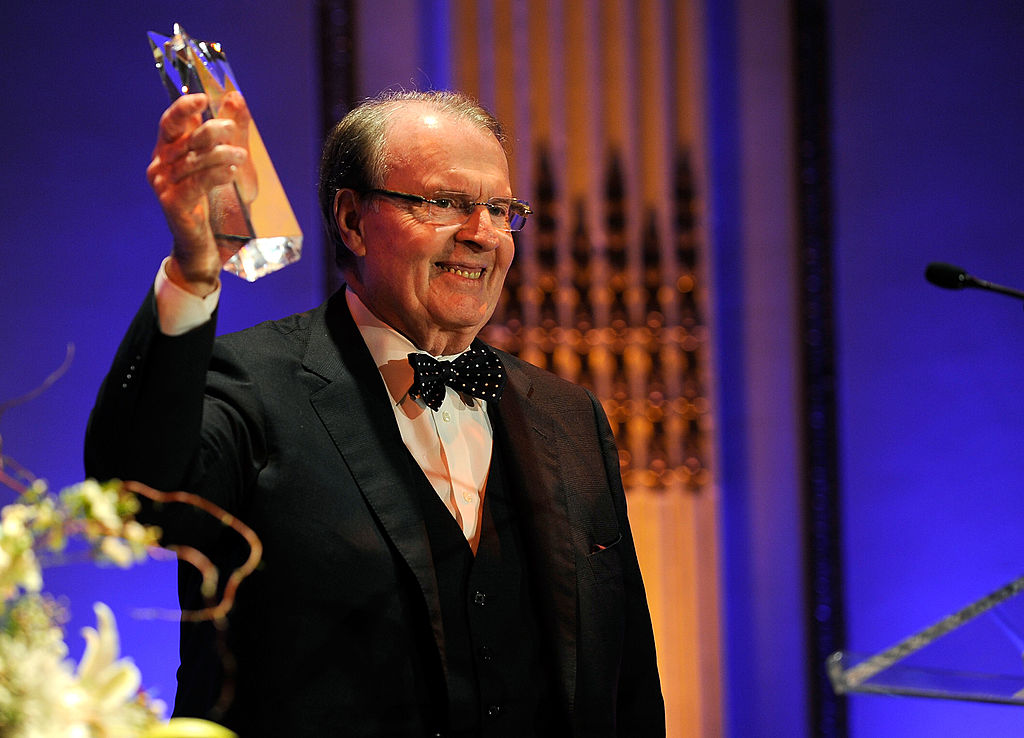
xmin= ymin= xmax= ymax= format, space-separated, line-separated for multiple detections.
xmin=86 ymin=89 xmax=664 ymax=737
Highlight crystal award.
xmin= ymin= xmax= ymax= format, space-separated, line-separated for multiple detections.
xmin=147 ymin=24 xmax=302 ymax=281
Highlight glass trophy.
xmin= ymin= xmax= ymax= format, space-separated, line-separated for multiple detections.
xmin=147 ymin=24 xmax=302 ymax=281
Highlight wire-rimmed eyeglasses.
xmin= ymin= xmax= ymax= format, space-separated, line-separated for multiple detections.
xmin=366 ymin=188 xmax=532 ymax=232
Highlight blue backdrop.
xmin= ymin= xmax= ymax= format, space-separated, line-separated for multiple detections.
xmin=833 ymin=1 xmax=1024 ymax=735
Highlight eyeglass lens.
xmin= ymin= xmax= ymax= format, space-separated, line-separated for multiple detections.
xmin=427 ymin=196 xmax=529 ymax=232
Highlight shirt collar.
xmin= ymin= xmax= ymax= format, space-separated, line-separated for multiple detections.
xmin=345 ymin=288 xmax=468 ymax=407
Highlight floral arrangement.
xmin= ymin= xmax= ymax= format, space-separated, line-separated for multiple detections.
xmin=0 ymin=353 xmax=249 ymax=738
xmin=0 ymin=478 xmax=170 ymax=737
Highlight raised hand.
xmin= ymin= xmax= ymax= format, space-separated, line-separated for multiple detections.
xmin=146 ymin=93 xmax=249 ymax=295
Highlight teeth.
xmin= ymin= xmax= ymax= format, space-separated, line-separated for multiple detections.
xmin=440 ymin=265 xmax=483 ymax=279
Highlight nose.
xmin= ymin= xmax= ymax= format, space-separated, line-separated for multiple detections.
xmin=456 ymin=205 xmax=505 ymax=251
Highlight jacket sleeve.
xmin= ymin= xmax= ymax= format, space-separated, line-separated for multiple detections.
xmin=84 ymin=289 xmax=264 ymax=547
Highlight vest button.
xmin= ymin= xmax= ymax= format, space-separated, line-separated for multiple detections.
xmin=473 ymin=591 xmax=487 ymax=606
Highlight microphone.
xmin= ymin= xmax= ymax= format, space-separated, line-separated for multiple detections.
xmin=925 ymin=262 xmax=1024 ymax=301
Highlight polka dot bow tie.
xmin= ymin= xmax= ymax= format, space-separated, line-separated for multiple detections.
xmin=407 ymin=346 xmax=507 ymax=411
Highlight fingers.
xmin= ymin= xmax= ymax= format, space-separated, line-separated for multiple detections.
xmin=156 ymin=90 xmax=249 ymax=145
xmin=218 ymin=91 xmax=252 ymax=131
xmin=158 ymin=93 xmax=209 ymax=143
xmin=155 ymin=117 xmax=242 ymax=173
xmin=186 ymin=117 xmax=240 ymax=153
xmin=150 ymin=107 xmax=248 ymax=193
xmin=154 ymin=93 xmax=245 ymax=165
xmin=148 ymin=140 xmax=245 ymax=195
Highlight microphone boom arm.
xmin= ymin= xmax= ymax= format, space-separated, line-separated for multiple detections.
xmin=925 ymin=262 xmax=1024 ymax=303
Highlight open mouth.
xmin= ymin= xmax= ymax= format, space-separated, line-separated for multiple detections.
xmin=437 ymin=264 xmax=484 ymax=280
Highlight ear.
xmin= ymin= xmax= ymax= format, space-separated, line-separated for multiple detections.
xmin=334 ymin=189 xmax=367 ymax=258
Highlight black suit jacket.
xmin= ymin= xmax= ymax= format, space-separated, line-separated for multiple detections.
xmin=85 ymin=287 xmax=665 ymax=737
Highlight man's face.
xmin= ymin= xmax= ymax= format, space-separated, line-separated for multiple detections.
xmin=346 ymin=104 xmax=515 ymax=355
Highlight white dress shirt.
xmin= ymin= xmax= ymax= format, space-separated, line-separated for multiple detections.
xmin=154 ymin=261 xmax=491 ymax=550
xmin=345 ymin=290 xmax=491 ymax=551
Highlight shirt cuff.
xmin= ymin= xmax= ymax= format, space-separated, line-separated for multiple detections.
xmin=154 ymin=257 xmax=221 ymax=336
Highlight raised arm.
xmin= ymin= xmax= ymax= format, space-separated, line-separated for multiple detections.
xmin=85 ymin=93 xmax=258 ymax=505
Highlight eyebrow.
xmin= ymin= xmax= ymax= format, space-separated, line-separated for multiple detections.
xmin=431 ymin=189 xmax=513 ymax=201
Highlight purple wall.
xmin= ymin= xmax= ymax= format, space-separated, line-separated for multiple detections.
xmin=833 ymin=0 xmax=1024 ymax=734
xmin=0 ymin=1 xmax=321 ymax=705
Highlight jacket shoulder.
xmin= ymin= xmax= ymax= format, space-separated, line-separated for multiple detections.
xmin=214 ymin=303 xmax=323 ymax=362
xmin=486 ymin=344 xmax=605 ymax=433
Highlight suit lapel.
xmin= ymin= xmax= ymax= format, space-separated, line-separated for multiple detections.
xmin=298 ymin=305 xmax=579 ymax=704
xmin=303 ymin=291 xmax=445 ymax=648
xmin=487 ymin=345 xmax=578 ymax=713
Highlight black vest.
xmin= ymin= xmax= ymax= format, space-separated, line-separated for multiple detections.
xmin=415 ymin=438 xmax=566 ymax=738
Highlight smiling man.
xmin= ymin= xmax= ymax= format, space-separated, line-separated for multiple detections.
xmin=86 ymin=90 xmax=665 ymax=737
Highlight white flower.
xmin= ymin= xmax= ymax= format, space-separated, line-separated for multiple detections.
xmin=75 ymin=602 xmax=143 ymax=713
xmin=98 ymin=536 xmax=135 ymax=568
xmin=68 ymin=479 xmax=124 ymax=531
xmin=0 ymin=504 xmax=43 ymax=602
xmin=0 ymin=596 xmax=78 ymax=737
xmin=114 ymin=520 xmax=157 ymax=564
xmin=1 ymin=598 xmax=164 ymax=737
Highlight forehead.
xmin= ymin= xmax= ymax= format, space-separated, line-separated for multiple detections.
xmin=381 ymin=103 xmax=511 ymax=192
